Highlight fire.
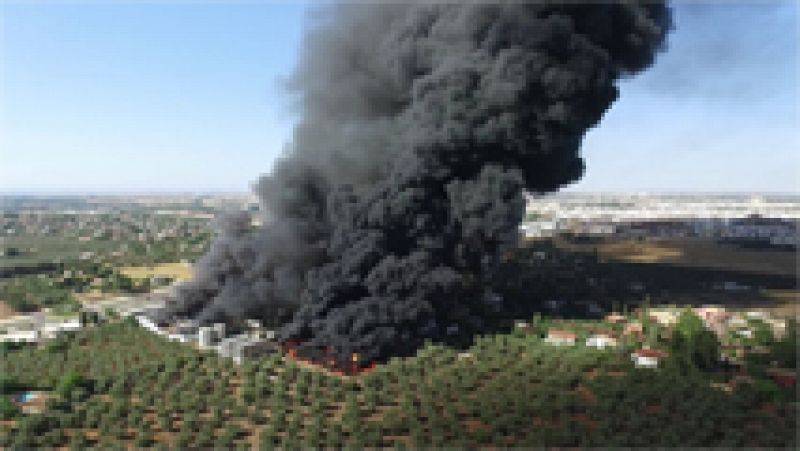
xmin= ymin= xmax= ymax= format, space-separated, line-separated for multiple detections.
xmin=281 ymin=341 xmax=379 ymax=377
xmin=284 ymin=340 xmax=299 ymax=359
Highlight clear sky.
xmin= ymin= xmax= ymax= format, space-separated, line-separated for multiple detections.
xmin=1 ymin=0 xmax=798 ymax=195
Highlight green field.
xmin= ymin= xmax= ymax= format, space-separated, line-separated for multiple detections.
xmin=1 ymin=322 xmax=795 ymax=448
xmin=0 ymin=236 xmax=117 ymax=270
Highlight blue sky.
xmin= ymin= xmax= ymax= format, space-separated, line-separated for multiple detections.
xmin=1 ymin=0 xmax=797 ymax=194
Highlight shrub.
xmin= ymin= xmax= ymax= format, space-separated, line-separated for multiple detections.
xmin=0 ymin=396 xmax=20 ymax=419
xmin=56 ymin=371 xmax=89 ymax=398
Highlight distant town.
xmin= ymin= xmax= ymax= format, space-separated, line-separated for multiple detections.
xmin=1 ymin=193 xmax=797 ymax=448
xmin=2 ymin=192 xmax=797 ymax=363
xmin=521 ymin=192 xmax=798 ymax=248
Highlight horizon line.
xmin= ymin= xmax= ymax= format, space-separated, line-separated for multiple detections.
xmin=1 ymin=190 xmax=798 ymax=198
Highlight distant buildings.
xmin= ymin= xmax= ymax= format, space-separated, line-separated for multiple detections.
xmin=41 ymin=318 xmax=81 ymax=339
xmin=0 ymin=315 xmax=83 ymax=343
xmin=1 ymin=329 xmax=40 ymax=343
xmin=198 ymin=323 xmax=227 ymax=349
xmin=198 ymin=326 xmax=215 ymax=348
xmin=723 ymin=216 xmax=798 ymax=247
xmin=218 ymin=334 xmax=280 ymax=364
xmin=133 ymin=312 xmax=279 ymax=365
xmin=81 ymin=292 xmax=168 ymax=319
xmin=135 ymin=315 xmax=164 ymax=336
xmin=520 ymin=193 xmax=799 ymax=249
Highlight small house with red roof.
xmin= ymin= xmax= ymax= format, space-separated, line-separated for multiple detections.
xmin=631 ymin=348 xmax=667 ymax=368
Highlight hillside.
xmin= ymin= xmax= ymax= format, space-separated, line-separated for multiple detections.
xmin=1 ymin=321 xmax=796 ymax=448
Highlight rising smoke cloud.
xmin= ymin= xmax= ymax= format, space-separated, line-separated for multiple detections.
xmin=168 ymin=1 xmax=672 ymax=368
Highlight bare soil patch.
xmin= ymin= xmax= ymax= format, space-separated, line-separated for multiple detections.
xmin=0 ymin=301 xmax=17 ymax=319
xmin=557 ymin=236 xmax=796 ymax=277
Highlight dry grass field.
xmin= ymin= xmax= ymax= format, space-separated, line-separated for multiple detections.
xmin=553 ymin=236 xmax=798 ymax=315
xmin=0 ymin=301 xmax=18 ymax=320
xmin=119 ymin=262 xmax=193 ymax=281
xmin=556 ymin=236 xmax=796 ymax=278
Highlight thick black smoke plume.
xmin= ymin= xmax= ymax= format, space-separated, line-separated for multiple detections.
xmin=169 ymin=1 xmax=671 ymax=368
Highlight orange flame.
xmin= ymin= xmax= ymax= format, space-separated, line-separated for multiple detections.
xmin=281 ymin=341 xmax=381 ymax=377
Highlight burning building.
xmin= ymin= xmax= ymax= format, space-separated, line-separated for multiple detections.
xmin=165 ymin=1 xmax=672 ymax=370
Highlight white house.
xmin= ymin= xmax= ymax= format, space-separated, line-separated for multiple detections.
xmin=631 ymin=348 xmax=667 ymax=368
xmin=586 ymin=334 xmax=617 ymax=349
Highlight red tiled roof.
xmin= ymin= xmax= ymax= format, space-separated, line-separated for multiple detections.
xmin=766 ymin=369 xmax=797 ymax=387
xmin=633 ymin=348 xmax=666 ymax=358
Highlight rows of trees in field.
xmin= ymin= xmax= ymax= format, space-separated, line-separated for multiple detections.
xmin=2 ymin=321 xmax=795 ymax=449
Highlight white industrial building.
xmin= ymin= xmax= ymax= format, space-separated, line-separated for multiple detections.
xmin=0 ymin=329 xmax=41 ymax=343
xmin=218 ymin=334 xmax=279 ymax=364
xmin=41 ymin=318 xmax=82 ymax=339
